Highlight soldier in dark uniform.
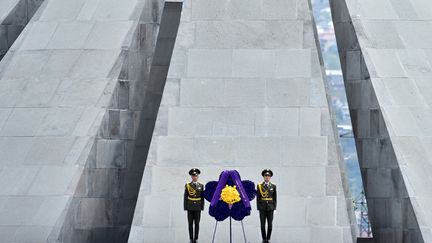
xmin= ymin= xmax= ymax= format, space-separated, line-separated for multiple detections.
xmin=184 ymin=168 xmax=204 ymax=243
xmin=257 ymin=169 xmax=277 ymax=243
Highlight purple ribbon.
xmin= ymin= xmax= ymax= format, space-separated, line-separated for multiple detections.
xmin=210 ymin=171 xmax=229 ymax=207
xmin=210 ymin=170 xmax=251 ymax=209
xmin=231 ymin=170 xmax=251 ymax=208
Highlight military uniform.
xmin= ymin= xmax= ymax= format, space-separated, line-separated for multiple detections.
xmin=257 ymin=169 xmax=277 ymax=243
xmin=184 ymin=168 xmax=204 ymax=243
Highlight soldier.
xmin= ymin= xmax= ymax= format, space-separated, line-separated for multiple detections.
xmin=184 ymin=168 xmax=204 ymax=243
xmin=257 ymin=169 xmax=277 ymax=243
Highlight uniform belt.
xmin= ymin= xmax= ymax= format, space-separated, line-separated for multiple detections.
xmin=188 ymin=197 xmax=201 ymax=201
xmin=262 ymin=198 xmax=273 ymax=201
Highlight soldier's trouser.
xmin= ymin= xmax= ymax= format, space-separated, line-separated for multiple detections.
xmin=259 ymin=210 xmax=274 ymax=241
xmin=187 ymin=210 xmax=201 ymax=240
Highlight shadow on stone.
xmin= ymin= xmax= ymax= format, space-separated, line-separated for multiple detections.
xmin=329 ymin=0 xmax=424 ymax=242
xmin=51 ymin=2 xmax=182 ymax=242
xmin=0 ymin=0 xmax=44 ymax=60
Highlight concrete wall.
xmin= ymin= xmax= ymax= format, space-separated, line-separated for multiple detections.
xmin=128 ymin=0 xmax=356 ymax=242
xmin=0 ymin=0 xmax=168 ymax=242
xmin=0 ymin=0 xmax=44 ymax=60
xmin=331 ymin=0 xmax=432 ymax=242
xmin=54 ymin=2 xmax=181 ymax=242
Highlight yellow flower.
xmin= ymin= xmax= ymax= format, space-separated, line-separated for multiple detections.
xmin=220 ymin=185 xmax=241 ymax=205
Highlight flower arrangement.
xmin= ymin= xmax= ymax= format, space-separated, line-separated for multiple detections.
xmin=204 ymin=170 xmax=256 ymax=221
xmin=221 ymin=185 xmax=241 ymax=205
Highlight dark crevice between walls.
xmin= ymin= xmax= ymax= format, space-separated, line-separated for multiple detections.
xmin=308 ymin=0 xmax=358 ymax=241
xmin=329 ymin=0 xmax=424 ymax=242
xmin=310 ymin=0 xmax=371 ymax=239
xmin=0 ymin=0 xmax=44 ymax=60
xmin=51 ymin=2 xmax=182 ymax=243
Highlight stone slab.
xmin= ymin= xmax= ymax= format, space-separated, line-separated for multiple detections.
xmin=129 ymin=0 xmax=356 ymax=242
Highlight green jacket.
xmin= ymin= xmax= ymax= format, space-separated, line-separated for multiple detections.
xmin=256 ymin=182 xmax=277 ymax=211
xmin=184 ymin=182 xmax=204 ymax=211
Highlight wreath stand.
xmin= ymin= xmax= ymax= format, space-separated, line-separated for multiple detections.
xmin=211 ymin=216 xmax=248 ymax=243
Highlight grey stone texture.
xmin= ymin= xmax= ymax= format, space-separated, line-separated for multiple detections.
xmin=331 ymin=0 xmax=432 ymax=242
xmin=129 ymin=0 xmax=356 ymax=242
xmin=0 ymin=0 xmax=177 ymax=242
xmin=0 ymin=0 xmax=44 ymax=60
